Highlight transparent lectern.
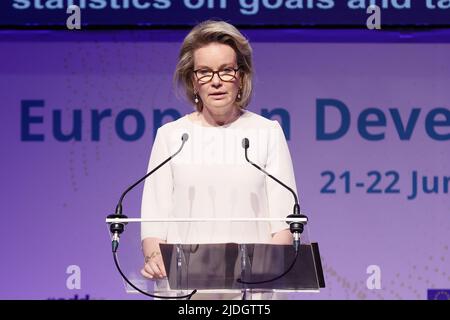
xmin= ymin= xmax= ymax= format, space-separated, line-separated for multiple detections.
xmin=105 ymin=217 xmax=325 ymax=299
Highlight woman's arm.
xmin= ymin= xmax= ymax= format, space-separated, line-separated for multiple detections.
xmin=265 ymin=120 xmax=300 ymax=241
xmin=140 ymin=128 xmax=173 ymax=279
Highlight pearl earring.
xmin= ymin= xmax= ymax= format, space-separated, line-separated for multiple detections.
xmin=194 ymin=93 xmax=199 ymax=104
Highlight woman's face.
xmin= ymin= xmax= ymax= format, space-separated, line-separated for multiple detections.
xmin=192 ymin=42 xmax=241 ymax=116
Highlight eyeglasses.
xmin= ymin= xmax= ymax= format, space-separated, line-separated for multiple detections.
xmin=193 ymin=67 xmax=240 ymax=83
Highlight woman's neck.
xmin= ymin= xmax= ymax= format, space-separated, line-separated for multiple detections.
xmin=200 ymin=106 xmax=242 ymax=127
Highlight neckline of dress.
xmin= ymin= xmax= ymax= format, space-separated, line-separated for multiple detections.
xmin=185 ymin=110 xmax=247 ymax=128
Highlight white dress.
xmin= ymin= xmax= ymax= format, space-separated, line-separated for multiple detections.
xmin=141 ymin=110 xmax=298 ymax=244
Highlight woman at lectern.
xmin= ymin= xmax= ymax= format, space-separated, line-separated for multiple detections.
xmin=140 ymin=20 xmax=298 ymax=283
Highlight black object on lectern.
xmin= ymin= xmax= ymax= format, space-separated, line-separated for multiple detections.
xmin=159 ymin=242 xmax=325 ymax=292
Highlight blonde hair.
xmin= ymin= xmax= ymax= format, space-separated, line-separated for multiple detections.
xmin=173 ymin=20 xmax=253 ymax=112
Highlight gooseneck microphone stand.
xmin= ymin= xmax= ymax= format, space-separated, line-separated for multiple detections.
xmin=107 ymin=133 xmax=197 ymax=299
xmin=237 ymin=137 xmax=308 ymax=285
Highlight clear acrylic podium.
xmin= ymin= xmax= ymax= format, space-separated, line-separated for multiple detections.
xmin=105 ymin=217 xmax=325 ymax=299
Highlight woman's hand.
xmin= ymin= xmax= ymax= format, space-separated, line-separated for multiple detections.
xmin=271 ymin=229 xmax=293 ymax=245
xmin=140 ymin=237 xmax=167 ymax=279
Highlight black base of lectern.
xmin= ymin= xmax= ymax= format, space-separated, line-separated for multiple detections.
xmin=160 ymin=242 xmax=325 ymax=291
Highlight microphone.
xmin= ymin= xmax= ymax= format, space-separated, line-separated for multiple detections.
xmin=241 ymin=137 xmax=307 ymax=252
xmin=108 ymin=133 xmax=189 ymax=253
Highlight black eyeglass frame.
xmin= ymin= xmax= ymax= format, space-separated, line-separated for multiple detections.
xmin=193 ymin=67 xmax=241 ymax=83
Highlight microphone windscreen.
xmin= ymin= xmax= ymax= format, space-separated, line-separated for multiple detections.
xmin=242 ymin=138 xmax=249 ymax=149
xmin=182 ymin=133 xmax=189 ymax=142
